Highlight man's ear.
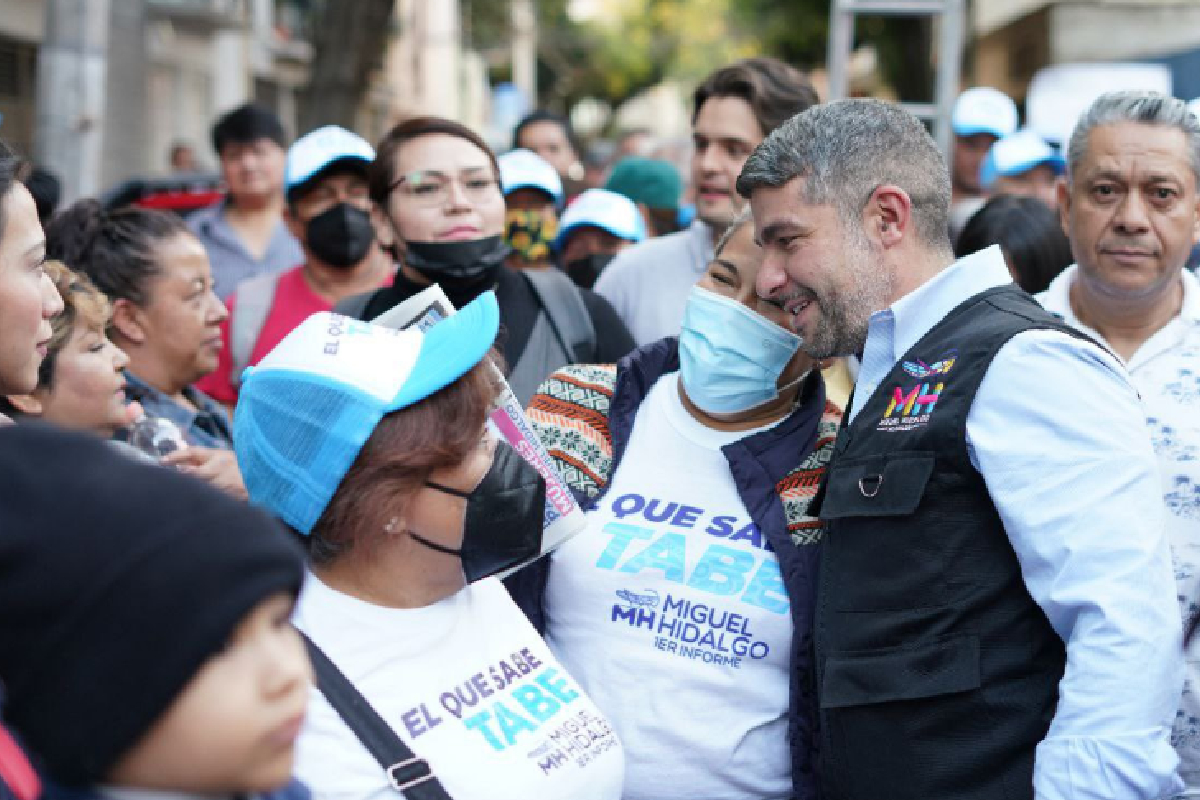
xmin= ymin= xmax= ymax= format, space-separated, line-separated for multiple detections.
xmin=1057 ymin=176 xmax=1073 ymax=237
xmin=110 ymin=298 xmax=147 ymax=346
xmin=5 ymin=394 xmax=43 ymax=416
xmin=862 ymin=184 xmax=912 ymax=250
xmin=283 ymin=203 xmax=305 ymax=243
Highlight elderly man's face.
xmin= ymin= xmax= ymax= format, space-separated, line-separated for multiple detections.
xmin=1060 ymin=121 xmax=1200 ymax=302
xmin=751 ymin=177 xmax=893 ymax=359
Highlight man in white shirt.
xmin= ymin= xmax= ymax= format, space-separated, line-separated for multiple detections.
xmin=595 ymin=58 xmax=817 ymax=346
xmin=1037 ymin=90 xmax=1200 ymax=797
xmin=741 ymin=97 xmax=1182 ymax=800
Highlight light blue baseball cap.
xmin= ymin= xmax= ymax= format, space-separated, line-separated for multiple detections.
xmin=285 ymin=125 xmax=376 ymax=201
xmin=979 ymin=129 xmax=1065 ymax=190
xmin=234 ymin=292 xmax=500 ymax=535
xmin=499 ymin=148 xmax=564 ymax=204
xmin=953 ymin=87 xmax=1019 ymax=140
xmin=554 ymin=188 xmax=646 ymax=251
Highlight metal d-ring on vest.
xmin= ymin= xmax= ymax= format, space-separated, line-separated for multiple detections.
xmin=859 ymin=474 xmax=883 ymax=497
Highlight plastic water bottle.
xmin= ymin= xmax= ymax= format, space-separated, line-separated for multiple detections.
xmin=126 ymin=403 xmax=188 ymax=459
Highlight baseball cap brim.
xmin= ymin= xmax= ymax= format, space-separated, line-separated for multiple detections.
xmin=954 ymin=123 xmax=1005 ymax=139
xmin=554 ymin=218 xmax=646 ymax=251
xmin=504 ymin=179 xmax=560 ymax=202
xmin=287 ymin=155 xmax=372 ymax=200
xmin=388 ymin=290 xmax=500 ymax=412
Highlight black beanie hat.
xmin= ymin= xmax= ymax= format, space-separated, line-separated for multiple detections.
xmin=0 ymin=424 xmax=305 ymax=786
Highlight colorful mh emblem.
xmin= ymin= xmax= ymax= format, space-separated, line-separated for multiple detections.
xmin=878 ymin=350 xmax=956 ymax=432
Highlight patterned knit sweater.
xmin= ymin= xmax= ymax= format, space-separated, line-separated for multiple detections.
xmin=527 ymin=363 xmax=842 ymax=547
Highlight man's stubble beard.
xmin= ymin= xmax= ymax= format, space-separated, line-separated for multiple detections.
xmin=799 ymin=240 xmax=894 ymax=360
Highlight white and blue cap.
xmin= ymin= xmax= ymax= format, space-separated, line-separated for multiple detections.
xmin=554 ymin=188 xmax=646 ymax=250
xmin=953 ymin=87 xmax=1019 ymax=140
xmin=499 ymin=148 xmax=563 ymax=204
xmin=285 ymin=125 xmax=376 ymax=200
xmin=979 ymin=129 xmax=1065 ymax=190
xmin=233 ymin=293 xmax=500 ymax=535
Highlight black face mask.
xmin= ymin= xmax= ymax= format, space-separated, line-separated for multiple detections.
xmin=406 ymin=236 xmax=511 ymax=280
xmin=305 ymin=203 xmax=375 ymax=268
xmin=563 ymin=252 xmax=615 ymax=289
xmin=415 ymin=441 xmax=546 ymax=582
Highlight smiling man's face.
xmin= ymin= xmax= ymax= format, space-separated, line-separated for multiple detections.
xmin=1061 ymin=121 xmax=1200 ymax=303
xmin=751 ymin=177 xmax=894 ymax=359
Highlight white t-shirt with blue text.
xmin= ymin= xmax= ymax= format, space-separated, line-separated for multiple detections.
xmin=544 ymin=372 xmax=793 ymax=800
xmin=294 ymin=575 xmax=624 ymax=800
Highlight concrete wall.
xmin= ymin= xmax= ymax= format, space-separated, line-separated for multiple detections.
xmin=1050 ymin=2 xmax=1200 ymax=63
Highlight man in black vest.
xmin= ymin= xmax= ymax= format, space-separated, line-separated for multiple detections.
xmin=738 ymin=99 xmax=1183 ymax=800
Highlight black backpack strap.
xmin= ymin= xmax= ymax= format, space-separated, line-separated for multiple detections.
xmin=522 ymin=268 xmax=598 ymax=362
xmin=299 ymin=631 xmax=453 ymax=800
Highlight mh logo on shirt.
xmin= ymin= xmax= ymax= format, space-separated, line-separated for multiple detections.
xmin=877 ymin=350 xmax=956 ymax=433
xmin=884 ymin=382 xmax=944 ymax=419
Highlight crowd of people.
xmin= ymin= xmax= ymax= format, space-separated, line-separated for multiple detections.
xmin=0 ymin=49 xmax=1199 ymax=800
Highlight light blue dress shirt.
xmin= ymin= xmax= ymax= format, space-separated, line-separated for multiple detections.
xmin=849 ymin=245 xmax=1184 ymax=800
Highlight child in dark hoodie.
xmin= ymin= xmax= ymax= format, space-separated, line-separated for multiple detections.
xmin=0 ymin=423 xmax=311 ymax=800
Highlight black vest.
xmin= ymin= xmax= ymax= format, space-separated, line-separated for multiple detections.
xmin=814 ymin=285 xmax=1091 ymax=800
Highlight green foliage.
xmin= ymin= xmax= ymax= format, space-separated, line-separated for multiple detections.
xmin=464 ymin=0 xmax=918 ymax=110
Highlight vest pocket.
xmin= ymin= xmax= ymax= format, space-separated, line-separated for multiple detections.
xmin=819 ymin=452 xmax=935 ymax=519
xmin=820 ymin=634 xmax=980 ymax=708
xmin=819 ymin=635 xmax=1001 ymax=800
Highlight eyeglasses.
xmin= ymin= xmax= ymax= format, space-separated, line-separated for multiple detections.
xmin=389 ymin=169 xmax=501 ymax=208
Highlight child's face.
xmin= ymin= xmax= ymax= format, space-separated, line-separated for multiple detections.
xmin=36 ymin=322 xmax=130 ymax=437
xmin=107 ymin=592 xmax=312 ymax=793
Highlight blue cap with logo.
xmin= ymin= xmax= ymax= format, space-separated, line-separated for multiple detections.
xmin=554 ymin=188 xmax=646 ymax=251
xmin=285 ymin=125 xmax=376 ymax=201
xmin=979 ymin=129 xmax=1065 ymax=190
xmin=234 ymin=293 xmax=500 ymax=534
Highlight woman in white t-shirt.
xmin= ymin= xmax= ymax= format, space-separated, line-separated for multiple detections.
xmin=233 ymin=292 xmax=624 ymax=800
xmin=516 ymin=210 xmax=843 ymax=800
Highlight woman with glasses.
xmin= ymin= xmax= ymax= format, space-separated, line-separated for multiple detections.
xmin=340 ymin=117 xmax=635 ymax=406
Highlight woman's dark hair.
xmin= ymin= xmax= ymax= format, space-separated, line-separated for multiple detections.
xmin=211 ymin=103 xmax=287 ymax=156
xmin=954 ymin=195 xmax=1073 ymax=294
xmin=693 ymin=57 xmax=819 ymax=139
xmin=45 ymin=200 xmax=191 ymax=306
xmin=512 ymin=110 xmax=582 ymax=161
xmin=307 ymin=354 xmax=504 ymax=565
xmin=369 ymin=116 xmax=500 ymax=206
xmin=0 ymin=139 xmax=23 ymax=246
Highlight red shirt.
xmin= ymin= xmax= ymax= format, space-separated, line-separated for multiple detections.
xmin=196 ymin=265 xmax=393 ymax=406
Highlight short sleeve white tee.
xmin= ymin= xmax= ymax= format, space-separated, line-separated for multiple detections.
xmin=293 ymin=575 xmax=624 ymax=800
xmin=543 ymin=372 xmax=794 ymax=800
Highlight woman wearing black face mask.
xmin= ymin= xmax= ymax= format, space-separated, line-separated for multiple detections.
xmin=234 ymin=293 xmax=626 ymax=800
xmin=341 ymin=117 xmax=636 ymax=406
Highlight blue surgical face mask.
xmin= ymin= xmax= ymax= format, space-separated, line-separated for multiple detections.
xmin=678 ymin=285 xmax=804 ymax=415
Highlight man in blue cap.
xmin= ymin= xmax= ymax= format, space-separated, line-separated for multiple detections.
xmin=979 ymin=129 xmax=1065 ymax=209
xmin=949 ymin=87 xmax=1019 ymax=236
xmin=197 ymin=125 xmax=394 ymax=407
xmin=555 ymin=188 xmax=646 ymax=289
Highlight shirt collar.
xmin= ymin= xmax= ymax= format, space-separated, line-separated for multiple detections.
xmin=881 ymin=244 xmax=1012 ymax=363
xmin=689 ymin=218 xmax=714 ymax=272
xmin=123 ymin=372 xmax=208 ymax=428
xmin=1040 ymin=262 xmax=1200 ymax=328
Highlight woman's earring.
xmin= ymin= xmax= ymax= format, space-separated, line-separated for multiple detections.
xmin=384 ymin=517 xmax=400 ymax=534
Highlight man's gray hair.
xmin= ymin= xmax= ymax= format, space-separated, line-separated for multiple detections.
xmin=1067 ymin=91 xmax=1200 ymax=184
xmin=736 ymin=99 xmax=952 ymax=249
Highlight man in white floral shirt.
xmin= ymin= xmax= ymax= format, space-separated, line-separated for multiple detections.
xmin=1039 ymin=90 xmax=1200 ymax=796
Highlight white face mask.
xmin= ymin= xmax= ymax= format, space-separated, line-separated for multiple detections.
xmin=678 ymin=285 xmax=804 ymax=415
